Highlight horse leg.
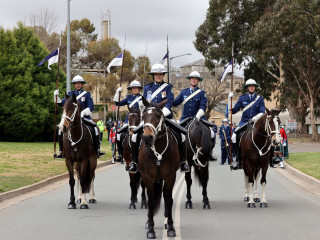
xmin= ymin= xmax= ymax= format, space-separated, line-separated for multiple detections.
xmin=247 ymin=175 xmax=256 ymax=208
xmin=76 ymin=178 xmax=81 ymax=204
xmin=88 ymin=178 xmax=97 ymax=203
xmin=79 ymin=162 xmax=89 ymax=209
xmin=88 ymin=156 xmax=97 ymax=204
xmin=260 ymin=166 xmax=268 ymax=208
xmin=164 ymin=180 xmax=176 ymax=237
xmin=253 ymin=171 xmax=261 ymax=203
xmin=201 ymin=168 xmax=210 ymax=210
xmin=145 ymin=188 xmax=156 ymax=239
xmin=243 ymin=174 xmax=249 ymax=202
xmin=129 ymin=173 xmax=137 ymax=209
xmin=185 ymin=171 xmax=193 ymax=209
xmin=141 ymin=180 xmax=147 ymax=209
xmin=163 ymin=183 xmax=168 ymax=219
xmin=66 ymin=160 xmax=76 ymax=209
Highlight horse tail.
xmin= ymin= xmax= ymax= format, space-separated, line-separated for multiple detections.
xmin=153 ymin=180 xmax=163 ymax=214
xmin=194 ymin=166 xmax=209 ymax=187
xmin=81 ymin=159 xmax=92 ymax=193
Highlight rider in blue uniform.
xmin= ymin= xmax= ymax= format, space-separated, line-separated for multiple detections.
xmin=219 ymin=118 xmax=232 ymax=165
xmin=228 ymin=79 xmax=265 ymax=169
xmin=127 ymin=63 xmax=190 ymax=173
xmin=113 ymin=80 xmax=143 ymax=162
xmin=53 ymin=75 xmax=105 ymax=158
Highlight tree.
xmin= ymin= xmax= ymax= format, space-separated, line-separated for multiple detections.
xmin=134 ymin=55 xmax=152 ymax=86
xmin=0 ymin=23 xmax=66 ymax=141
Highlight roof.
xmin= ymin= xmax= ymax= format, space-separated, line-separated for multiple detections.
xmin=180 ymin=59 xmax=205 ymax=68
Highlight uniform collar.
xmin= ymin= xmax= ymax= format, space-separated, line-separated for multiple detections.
xmin=154 ymin=81 xmax=164 ymax=86
xmin=75 ymin=89 xmax=84 ymax=94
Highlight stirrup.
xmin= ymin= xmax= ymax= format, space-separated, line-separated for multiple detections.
xmin=180 ymin=162 xmax=190 ymax=173
xmin=231 ymin=161 xmax=240 ymax=170
xmin=54 ymin=152 xmax=64 ymax=159
xmin=127 ymin=162 xmax=137 ymax=173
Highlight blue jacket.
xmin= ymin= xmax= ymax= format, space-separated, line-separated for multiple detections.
xmin=212 ymin=124 xmax=218 ymax=133
xmin=143 ymin=82 xmax=174 ymax=119
xmin=116 ymin=94 xmax=141 ymax=123
xmin=232 ymin=93 xmax=265 ymax=127
xmin=59 ymin=89 xmax=94 ymax=120
xmin=173 ymin=87 xmax=207 ymax=121
xmin=219 ymin=125 xmax=231 ymax=147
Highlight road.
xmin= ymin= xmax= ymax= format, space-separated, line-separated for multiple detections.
xmin=0 ymin=142 xmax=320 ymax=240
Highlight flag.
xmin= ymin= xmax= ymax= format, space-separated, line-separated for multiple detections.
xmin=160 ymin=52 xmax=168 ymax=65
xmin=107 ymin=53 xmax=123 ymax=73
xmin=37 ymin=48 xmax=59 ymax=70
xmin=220 ymin=60 xmax=232 ymax=82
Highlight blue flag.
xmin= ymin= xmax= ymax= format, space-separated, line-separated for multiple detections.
xmin=160 ymin=52 xmax=168 ymax=64
xmin=107 ymin=53 xmax=123 ymax=73
xmin=37 ymin=48 xmax=59 ymax=70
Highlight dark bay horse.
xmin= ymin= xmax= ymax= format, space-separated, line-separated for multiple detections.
xmin=185 ymin=118 xmax=214 ymax=209
xmin=138 ymin=98 xmax=180 ymax=239
xmin=121 ymin=107 xmax=147 ymax=209
xmin=240 ymin=109 xmax=281 ymax=208
xmin=59 ymin=93 xmax=97 ymax=209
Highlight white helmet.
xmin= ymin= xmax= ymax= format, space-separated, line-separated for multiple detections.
xmin=127 ymin=80 xmax=142 ymax=89
xmin=71 ymin=75 xmax=87 ymax=84
xmin=243 ymin=79 xmax=259 ymax=89
xmin=222 ymin=118 xmax=228 ymax=122
xmin=147 ymin=63 xmax=168 ymax=75
xmin=186 ymin=71 xmax=203 ymax=81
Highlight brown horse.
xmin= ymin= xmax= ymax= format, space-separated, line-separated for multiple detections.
xmin=138 ymin=98 xmax=180 ymax=239
xmin=121 ymin=107 xmax=147 ymax=209
xmin=185 ymin=118 xmax=214 ymax=210
xmin=59 ymin=93 xmax=97 ymax=209
xmin=240 ymin=109 xmax=281 ymax=208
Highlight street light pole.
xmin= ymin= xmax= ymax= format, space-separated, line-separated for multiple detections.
xmin=67 ymin=0 xmax=71 ymax=92
xmin=169 ymin=53 xmax=192 ymax=84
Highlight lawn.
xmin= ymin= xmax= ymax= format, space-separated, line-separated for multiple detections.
xmin=0 ymin=138 xmax=113 ymax=193
xmin=286 ymin=152 xmax=320 ymax=180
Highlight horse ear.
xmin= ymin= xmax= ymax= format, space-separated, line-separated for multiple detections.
xmin=271 ymin=109 xmax=280 ymax=116
xmin=65 ymin=93 xmax=69 ymax=99
xmin=266 ymin=108 xmax=271 ymax=115
xmin=141 ymin=96 xmax=148 ymax=107
xmin=128 ymin=106 xmax=132 ymax=112
xmin=158 ymin=99 xmax=168 ymax=109
xmin=72 ymin=93 xmax=77 ymax=102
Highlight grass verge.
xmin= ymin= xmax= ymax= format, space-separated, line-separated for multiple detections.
xmin=0 ymin=138 xmax=113 ymax=193
xmin=286 ymin=152 xmax=320 ymax=180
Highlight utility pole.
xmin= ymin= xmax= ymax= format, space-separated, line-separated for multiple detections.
xmin=67 ymin=0 xmax=71 ymax=92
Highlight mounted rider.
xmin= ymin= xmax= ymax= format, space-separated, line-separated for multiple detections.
xmin=54 ymin=75 xmax=105 ymax=158
xmin=127 ymin=63 xmax=190 ymax=173
xmin=113 ymin=79 xmax=143 ymax=162
xmin=228 ymin=79 xmax=265 ymax=170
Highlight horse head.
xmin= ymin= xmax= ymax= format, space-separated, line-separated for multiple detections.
xmin=266 ymin=108 xmax=281 ymax=146
xmin=128 ymin=107 xmax=141 ymax=135
xmin=141 ymin=97 xmax=167 ymax=148
xmin=59 ymin=93 xmax=80 ymax=131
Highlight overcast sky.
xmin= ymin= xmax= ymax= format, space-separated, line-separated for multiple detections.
xmin=1 ymin=0 xmax=212 ymax=68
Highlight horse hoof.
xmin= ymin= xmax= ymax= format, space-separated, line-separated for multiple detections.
xmin=243 ymin=197 xmax=249 ymax=202
xmin=80 ymin=204 xmax=89 ymax=209
xmin=254 ymin=198 xmax=261 ymax=203
xmin=89 ymin=199 xmax=97 ymax=203
xmin=167 ymin=230 xmax=176 ymax=237
xmin=129 ymin=203 xmax=136 ymax=210
xmin=141 ymin=203 xmax=147 ymax=209
xmin=260 ymin=202 xmax=268 ymax=208
xmin=203 ymin=204 xmax=211 ymax=210
xmin=247 ymin=203 xmax=256 ymax=208
xmin=147 ymin=230 xmax=156 ymax=239
xmin=68 ymin=203 xmax=76 ymax=209
xmin=76 ymin=199 xmax=81 ymax=204
xmin=185 ymin=201 xmax=193 ymax=209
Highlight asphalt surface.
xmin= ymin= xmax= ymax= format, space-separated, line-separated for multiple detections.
xmin=0 ymin=140 xmax=320 ymax=240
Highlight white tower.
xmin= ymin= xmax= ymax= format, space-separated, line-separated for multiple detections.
xmin=101 ymin=10 xmax=111 ymax=40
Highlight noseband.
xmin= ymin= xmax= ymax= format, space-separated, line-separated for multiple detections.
xmin=62 ymin=103 xmax=79 ymax=127
xmin=128 ymin=112 xmax=140 ymax=132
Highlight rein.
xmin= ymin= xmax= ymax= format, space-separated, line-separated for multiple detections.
xmin=187 ymin=118 xmax=208 ymax=167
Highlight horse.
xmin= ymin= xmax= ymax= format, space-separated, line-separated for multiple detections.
xmin=121 ymin=107 xmax=147 ymax=209
xmin=138 ymin=98 xmax=180 ymax=239
xmin=185 ymin=118 xmax=214 ymax=210
xmin=240 ymin=108 xmax=281 ymax=208
xmin=59 ymin=93 xmax=97 ymax=209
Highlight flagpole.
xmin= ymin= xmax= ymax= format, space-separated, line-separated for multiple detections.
xmin=143 ymin=44 xmax=147 ymax=87
xmin=113 ymin=36 xmax=126 ymax=162
xmin=166 ymin=35 xmax=170 ymax=84
xmin=230 ymin=41 xmax=234 ymax=164
xmin=53 ymin=47 xmax=61 ymax=159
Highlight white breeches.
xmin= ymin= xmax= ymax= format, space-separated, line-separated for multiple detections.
xmin=232 ymin=133 xmax=237 ymax=143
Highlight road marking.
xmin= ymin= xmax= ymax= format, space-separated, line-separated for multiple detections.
xmin=162 ymin=173 xmax=185 ymax=240
xmin=174 ymin=178 xmax=186 ymax=240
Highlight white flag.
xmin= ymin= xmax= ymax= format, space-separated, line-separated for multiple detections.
xmin=37 ymin=48 xmax=59 ymax=70
xmin=107 ymin=53 xmax=123 ymax=73
xmin=220 ymin=61 xmax=232 ymax=82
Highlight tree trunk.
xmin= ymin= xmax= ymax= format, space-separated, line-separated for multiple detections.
xmin=103 ymin=99 xmax=106 ymax=124
xmin=309 ymin=99 xmax=318 ymax=141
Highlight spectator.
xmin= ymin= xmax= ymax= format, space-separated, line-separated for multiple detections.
xmin=96 ymin=118 xmax=105 ymax=142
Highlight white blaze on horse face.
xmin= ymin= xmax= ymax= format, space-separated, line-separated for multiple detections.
xmin=147 ymin=109 xmax=153 ymax=115
xmin=273 ymin=117 xmax=281 ymax=144
xmin=59 ymin=110 xmax=66 ymax=131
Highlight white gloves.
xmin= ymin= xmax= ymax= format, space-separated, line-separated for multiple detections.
xmin=80 ymin=108 xmax=91 ymax=118
xmin=228 ymin=91 xmax=234 ymax=98
xmin=113 ymin=87 xmax=123 ymax=102
xmin=162 ymin=107 xmax=171 ymax=117
xmin=53 ymin=89 xmax=61 ymax=103
xmin=196 ymin=109 xmax=205 ymax=119
xmin=252 ymin=113 xmax=263 ymax=122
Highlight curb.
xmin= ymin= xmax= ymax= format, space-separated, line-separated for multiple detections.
xmin=275 ymin=161 xmax=320 ymax=196
xmin=0 ymin=160 xmax=112 ymax=203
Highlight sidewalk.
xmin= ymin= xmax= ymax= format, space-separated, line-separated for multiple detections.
xmin=288 ymin=141 xmax=320 ymax=153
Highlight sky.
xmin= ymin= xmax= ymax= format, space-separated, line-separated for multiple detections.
xmin=0 ymin=0 xmax=243 ymax=75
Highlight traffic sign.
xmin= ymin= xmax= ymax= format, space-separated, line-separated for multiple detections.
xmin=111 ymin=105 xmax=116 ymax=111
xmin=286 ymin=119 xmax=297 ymax=129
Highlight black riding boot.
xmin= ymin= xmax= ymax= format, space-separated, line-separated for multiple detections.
xmin=231 ymin=142 xmax=241 ymax=170
xmin=55 ymin=129 xmax=64 ymax=159
xmin=127 ymin=140 xmax=138 ymax=173
xmin=179 ymin=140 xmax=190 ymax=172
xmin=95 ymin=134 xmax=105 ymax=158
xmin=116 ymin=133 xmax=126 ymax=163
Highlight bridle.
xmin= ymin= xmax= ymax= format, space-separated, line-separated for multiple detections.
xmin=250 ymin=114 xmax=280 ymax=156
xmin=142 ymin=107 xmax=169 ymax=164
xmin=187 ymin=118 xmax=207 ymax=168
xmin=128 ymin=112 xmax=140 ymax=133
